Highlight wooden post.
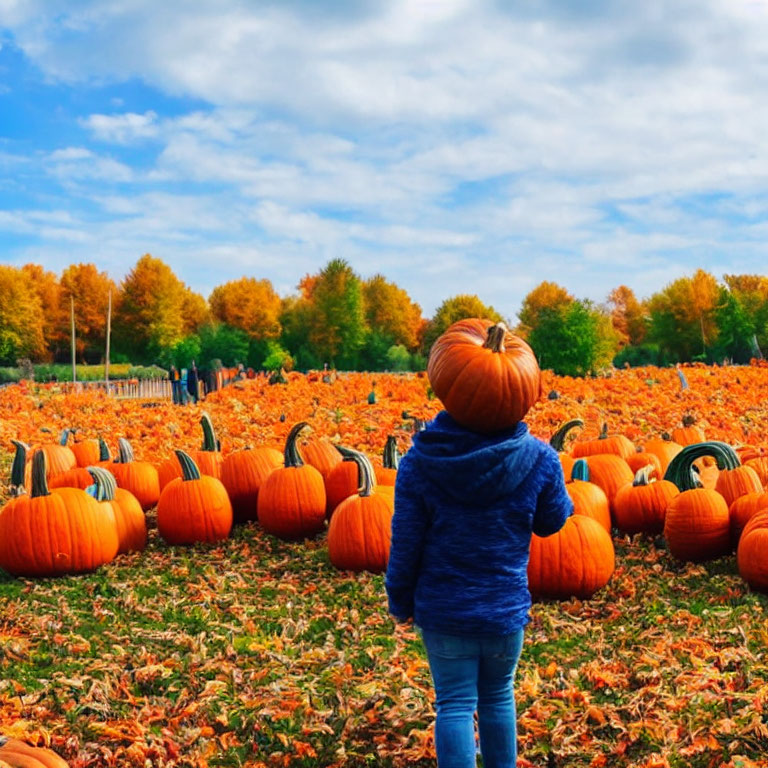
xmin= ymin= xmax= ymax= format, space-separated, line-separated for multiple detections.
xmin=70 ymin=295 xmax=77 ymax=383
xmin=105 ymin=289 xmax=112 ymax=393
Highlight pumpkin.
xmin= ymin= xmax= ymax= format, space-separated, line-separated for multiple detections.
xmin=300 ymin=435 xmax=343 ymax=481
xmin=549 ymin=419 xmax=583 ymax=479
xmin=30 ymin=430 xmax=76 ymax=480
xmin=0 ymin=737 xmax=69 ymax=767
xmin=327 ymin=450 xmax=394 ymax=573
xmin=528 ymin=514 xmax=615 ymax=600
xmin=157 ymin=451 xmax=232 ymax=546
xmin=49 ymin=467 xmax=96 ymax=490
xmin=0 ymin=451 xmax=119 ymax=577
xmin=257 ymin=422 xmax=326 ymax=540
xmin=744 ymin=456 xmax=768 ymax=487
xmin=711 ymin=443 xmax=762 ymax=508
xmin=427 ymin=319 xmax=541 ymax=434
xmin=624 ymin=450 xmax=662 ymax=479
xmin=613 ymin=465 xmax=679 ymax=535
xmin=88 ymin=467 xmax=147 ymax=554
xmin=642 ymin=436 xmax=683 ymax=476
xmin=671 ymin=415 xmax=706 ymax=446
xmin=111 ymin=438 xmax=160 ymax=510
xmin=663 ymin=443 xmax=732 ymax=561
xmin=221 ymin=446 xmax=283 ymax=523
xmin=374 ymin=435 xmax=399 ymax=487
xmin=325 ymin=446 xmax=363 ymax=518
xmin=729 ymin=492 xmax=768 ymax=546
xmin=69 ymin=431 xmax=101 ymax=468
xmin=158 ymin=413 xmax=223 ymax=491
xmin=572 ymin=423 xmax=635 ymax=461
xmin=737 ymin=509 xmax=768 ymax=593
xmin=583 ymin=453 xmax=634 ymax=516
xmin=566 ymin=459 xmax=611 ymax=533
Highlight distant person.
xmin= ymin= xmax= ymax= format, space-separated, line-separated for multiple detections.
xmin=180 ymin=368 xmax=188 ymax=404
xmin=169 ymin=365 xmax=182 ymax=405
xmin=187 ymin=361 xmax=199 ymax=404
xmin=198 ymin=364 xmax=209 ymax=399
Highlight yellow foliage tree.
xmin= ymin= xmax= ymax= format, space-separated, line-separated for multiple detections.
xmin=608 ymin=285 xmax=647 ymax=347
xmin=0 ymin=266 xmax=46 ymax=364
xmin=363 ymin=274 xmax=424 ymax=351
xmin=209 ymin=277 xmax=282 ymax=340
xmin=424 ymin=294 xmax=505 ymax=352
xmin=517 ymin=282 xmax=573 ymax=338
xmin=22 ymin=264 xmax=62 ymax=361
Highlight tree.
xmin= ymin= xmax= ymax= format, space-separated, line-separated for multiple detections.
xmin=305 ymin=259 xmax=368 ymax=369
xmin=423 ymin=294 xmax=504 ymax=352
xmin=198 ymin=323 xmax=250 ymax=368
xmin=182 ymin=289 xmax=210 ymax=336
xmin=528 ymin=300 xmax=612 ymax=376
xmin=209 ymin=277 xmax=282 ymax=341
xmin=517 ymin=282 xmax=573 ymax=339
xmin=114 ymin=255 xmax=190 ymax=364
xmin=723 ymin=274 xmax=768 ymax=355
xmin=21 ymin=264 xmax=62 ymax=361
xmin=608 ymin=285 xmax=647 ymax=346
xmin=713 ymin=287 xmax=755 ymax=363
xmin=363 ymin=275 xmax=424 ymax=351
xmin=0 ymin=266 xmax=46 ymax=364
xmin=59 ymin=263 xmax=116 ymax=363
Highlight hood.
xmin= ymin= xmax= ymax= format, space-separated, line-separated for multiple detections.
xmin=407 ymin=410 xmax=540 ymax=504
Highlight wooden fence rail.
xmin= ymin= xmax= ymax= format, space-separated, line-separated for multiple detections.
xmin=59 ymin=378 xmax=173 ymax=399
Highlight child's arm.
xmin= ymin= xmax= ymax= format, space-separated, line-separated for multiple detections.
xmin=533 ymin=450 xmax=573 ymax=537
xmin=385 ymin=459 xmax=429 ymax=622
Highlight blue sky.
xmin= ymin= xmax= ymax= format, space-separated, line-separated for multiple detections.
xmin=2 ymin=0 xmax=768 ymax=319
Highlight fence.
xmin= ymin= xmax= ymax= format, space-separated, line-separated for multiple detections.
xmin=60 ymin=378 xmax=173 ymax=399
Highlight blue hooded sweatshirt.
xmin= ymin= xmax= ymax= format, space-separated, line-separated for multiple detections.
xmin=385 ymin=410 xmax=572 ymax=636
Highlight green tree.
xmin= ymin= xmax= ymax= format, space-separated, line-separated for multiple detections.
xmin=385 ymin=344 xmax=412 ymax=371
xmin=713 ymin=288 xmax=756 ymax=363
xmin=423 ymin=294 xmax=504 ymax=352
xmin=517 ymin=282 xmax=573 ymax=339
xmin=198 ymin=323 xmax=250 ymax=368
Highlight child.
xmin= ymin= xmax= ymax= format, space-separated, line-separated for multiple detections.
xmin=386 ymin=409 xmax=572 ymax=767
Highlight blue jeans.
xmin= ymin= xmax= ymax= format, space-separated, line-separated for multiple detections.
xmin=420 ymin=628 xmax=524 ymax=768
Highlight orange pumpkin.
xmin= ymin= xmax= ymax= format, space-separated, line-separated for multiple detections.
xmin=158 ymin=413 xmax=223 ymax=491
xmin=0 ymin=737 xmax=69 ymax=767
xmin=427 ymin=319 xmax=541 ymax=434
xmin=737 ymin=509 xmax=768 ymax=593
xmin=642 ymin=436 xmax=683 ymax=476
xmin=157 ymin=451 xmax=232 ymax=546
xmin=528 ymin=514 xmax=615 ymax=600
xmin=729 ymin=492 xmax=768 ymax=546
xmin=0 ymin=451 xmax=119 ymax=577
xmin=325 ymin=447 xmax=362 ymax=518
xmin=583 ymin=453 xmax=634 ymax=516
xmin=221 ymin=446 xmax=283 ymax=523
xmin=48 ymin=467 xmax=95 ymax=490
xmin=663 ymin=443 xmax=732 ymax=561
xmin=257 ymin=422 xmax=327 ymax=540
xmin=88 ymin=467 xmax=147 ymax=554
xmin=300 ymin=435 xmax=343 ymax=482
xmin=613 ymin=465 xmax=679 ymax=535
xmin=70 ymin=431 xmax=101 ymax=467
xmin=30 ymin=430 xmax=76 ymax=480
xmin=625 ymin=451 xmax=663 ymax=479
xmin=566 ymin=459 xmax=611 ymax=533
xmin=572 ymin=423 xmax=635 ymax=461
xmin=671 ymin=415 xmax=705 ymax=446
xmin=744 ymin=456 xmax=768 ymax=487
xmin=327 ymin=450 xmax=394 ymax=573
xmin=111 ymin=438 xmax=160 ymax=510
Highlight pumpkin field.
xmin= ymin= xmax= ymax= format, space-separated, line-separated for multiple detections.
xmin=1 ymin=365 xmax=768 ymax=767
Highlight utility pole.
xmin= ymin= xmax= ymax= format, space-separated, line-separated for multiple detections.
xmin=105 ymin=289 xmax=112 ymax=393
xmin=71 ymin=295 xmax=77 ymax=383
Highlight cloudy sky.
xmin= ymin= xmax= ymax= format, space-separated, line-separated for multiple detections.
xmin=2 ymin=0 xmax=768 ymax=319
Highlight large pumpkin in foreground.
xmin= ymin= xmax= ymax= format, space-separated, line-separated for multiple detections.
xmin=527 ymin=514 xmax=615 ymax=600
xmin=0 ymin=737 xmax=69 ymax=767
xmin=737 ymin=509 xmax=768 ymax=593
xmin=427 ymin=319 xmax=541 ymax=434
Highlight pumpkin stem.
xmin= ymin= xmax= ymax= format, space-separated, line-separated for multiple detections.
xmin=383 ymin=436 xmax=400 ymax=470
xmin=98 ymin=438 xmax=111 ymax=462
xmin=31 ymin=450 xmax=51 ymax=498
xmin=116 ymin=438 xmax=135 ymax=464
xmin=336 ymin=445 xmax=358 ymax=461
xmin=10 ymin=440 xmax=29 ymax=495
xmin=571 ymin=458 xmax=590 ymax=483
xmin=482 ymin=322 xmax=508 ymax=353
xmin=633 ymin=465 xmax=655 ymax=486
xmin=284 ymin=422 xmax=309 ymax=468
xmin=663 ymin=441 xmax=740 ymax=491
xmin=175 ymin=450 xmax=202 ymax=481
xmin=598 ymin=423 xmax=609 ymax=440
xmin=59 ymin=428 xmax=71 ymax=446
xmin=549 ymin=419 xmax=584 ymax=452
xmin=200 ymin=413 xmax=218 ymax=453
xmin=682 ymin=414 xmax=697 ymax=427
xmin=87 ymin=466 xmax=117 ymax=502
xmin=343 ymin=449 xmax=377 ymax=497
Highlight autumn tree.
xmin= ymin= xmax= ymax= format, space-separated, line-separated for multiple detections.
xmin=517 ymin=282 xmax=573 ymax=339
xmin=723 ymin=274 xmax=768 ymax=355
xmin=114 ymin=255 xmax=192 ymax=365
xmin=647 ymin=270 xmax=720 ymax=361
xmin=58 ymin=263 xmax=116 ymax=363
xmin=608 ymin=285 xmax=647 ymax=347
xmin=0 ymin=266 xmax=46 ymax=364
xmin=209 ymin=277 xmax=282 ymax=341
xmin=21 ymin=264 xmax=62 ymax=361
xmin=423 ymin=294 xmax=504 ymax=352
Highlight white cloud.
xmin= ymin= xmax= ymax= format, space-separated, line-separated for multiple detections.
xmin=81 ymin=110 xmax=159 ymax=143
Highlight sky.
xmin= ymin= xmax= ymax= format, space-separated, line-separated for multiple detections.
xmin=1 ymin=0 xmax=768 ymax=321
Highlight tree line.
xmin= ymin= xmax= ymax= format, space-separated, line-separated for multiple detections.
xmin=1 ymin=258 xmax=766 ymax=375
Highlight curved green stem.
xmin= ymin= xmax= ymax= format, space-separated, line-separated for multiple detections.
xmin=598 ymin=422 xmax=609 ymax=440
xmin=31 ymin=450 xmax=50 ymax=498
xmin=175 ymin=450 xmax=202 ymax=481
xmin=550 ymin=419 xmax=584 ymax=452
xmin=116 ymin=438 xmax=135 ymax=464
xmin=571 ymin=458 xmax=590 ymax=482
xmin=663 ymin=441 xmax=740 ymax=491
xmin=98 ymin=438 xmax=111 ymax=462
xmin=59 ymin=428 xmax=71 ymax=446
xmin=10 ymin=440 xmax=29 ymax=491
xmin=87 ymin=466 xmax=117 ymax=501
xmin=200 ymin=413 xmax=218 ymax=452
xmin=284 ymin=422 xmax=309 ymax=468
xmin=383 ymin=436 xmax=400 ymax=470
